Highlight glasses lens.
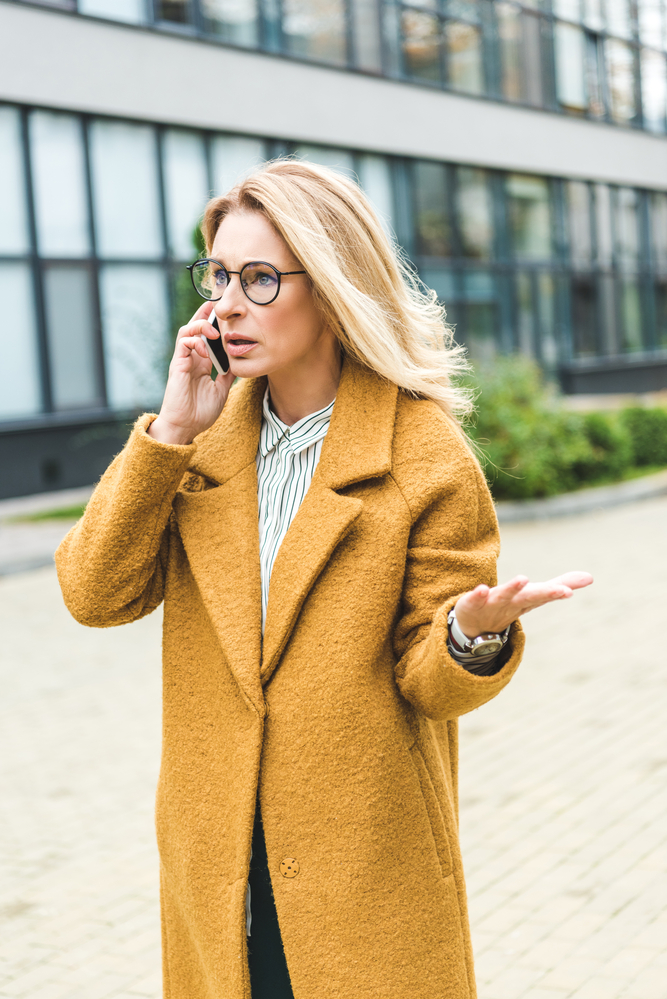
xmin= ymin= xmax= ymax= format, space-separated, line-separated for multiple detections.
xmin=241 ymin=263 xmax=280 ymax=304
xmin=192 ymin=260 xmax=228 ymax=301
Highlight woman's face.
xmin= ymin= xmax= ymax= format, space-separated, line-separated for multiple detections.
xmin=209 ymin=210 xmax=335 ymax=381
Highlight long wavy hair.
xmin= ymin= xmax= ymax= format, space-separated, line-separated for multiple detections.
xmin=201 ymin=159 xmax=472 ymax=420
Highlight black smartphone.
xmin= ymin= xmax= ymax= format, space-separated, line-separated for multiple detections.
xmin=201 ymin=311 xmax=230 ymax=376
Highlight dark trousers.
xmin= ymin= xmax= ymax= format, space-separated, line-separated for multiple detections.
xmin=247 ymin=804 xmax=295 ymax=999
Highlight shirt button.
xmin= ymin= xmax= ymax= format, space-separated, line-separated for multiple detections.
xmin=280 ymin=858 xmax=300 ymax=878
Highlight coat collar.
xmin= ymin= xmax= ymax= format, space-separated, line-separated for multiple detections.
xmin=174 ymin=356 xmax=400 ymax=706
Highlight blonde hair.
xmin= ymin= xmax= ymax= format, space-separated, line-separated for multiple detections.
xmin=201 ymin=159 xmax=472 ymax=420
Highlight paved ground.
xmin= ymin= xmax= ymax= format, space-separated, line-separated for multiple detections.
xmin=0 ymin=497 xmax=665 ymax=999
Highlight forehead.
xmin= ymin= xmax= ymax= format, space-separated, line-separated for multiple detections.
xmin=211 ymin=210 xmax=296 ymax=267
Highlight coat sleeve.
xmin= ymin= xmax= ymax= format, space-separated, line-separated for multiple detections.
xmin=56 ymin=414 xmax=195 ymax=628
xmin=392 ymin=403 xmax=525 ymax=722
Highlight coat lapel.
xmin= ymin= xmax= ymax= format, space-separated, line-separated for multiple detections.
xmin=260 ymin=359 xmax=399 ymax=684
xmin=174 ymin=378 xmax=266 ymax=712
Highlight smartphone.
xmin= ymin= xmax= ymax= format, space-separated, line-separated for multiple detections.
xmin=200 ymin=310 xmax=230 ymax=376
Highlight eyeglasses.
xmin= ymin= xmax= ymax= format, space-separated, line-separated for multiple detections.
xmin=187 ymin=258 xmax=306 ymax=306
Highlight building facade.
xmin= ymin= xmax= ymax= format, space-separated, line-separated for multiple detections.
xmin=1 ymin=0 xmax=667 ymax=497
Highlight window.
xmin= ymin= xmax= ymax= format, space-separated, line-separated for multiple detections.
xmin=0 ymin=106 xmax=29 ymax=255
xmin=43 ymin=267 xmax=100 ymax=410
xmin=413 ymin=162 xmax=451 ymax=258
xmin=154 ymin=0 xmax=194 ymax=24
xmin=29 ymin=112 xmax=90 ymax=258
xmin=650 ymin=191 xmax=667 ymax=271
xmin=555 ymin=23 xmax=588 ymax=111
xmin=210 ymin=135 xmax=266 ymax=195
xmin=402 ymin=9 xmax=442 ymax=82
xmin=295 ymin=145 xmax=355 ymax=177
xmin=350 ymin=0 xmax=383 ymax=71
xmin=567 ymin=181 xmax=593 ymax=268
xmin=357 ymin=155 xmax=394 ymax=235
xmin=99 ymin=266 xmax=170 ymax=410
xmin=201 ymin=0 xmax=260 ymax=46
xmin=282 ymin=0 xmax=348 ymax=65
xmin=162 ymin=130 xmax=209 ymax=260
xmin=606 ymin=0 xmax=633 ymax=41
xmin=89 ymin=121 xmax=162 ymax=259
xmin=641 ymin=49 xmax=667 ymax=132
xmin=620 ymin=277 xmax=643 ymax=350
xmin=606 ymin=39 xmax=637 ymax=123
xmin=456 ymin=167 xmax=493 ymax=259
xmin=507 ymin=174 xmax=551 ymax=260
xmin=497 ymin=3 xmax=546 ymax=106
xmin=571 ymin=275 xmax=599 ymax=356
xmin=638 ymin=0 xmax=665 ymax=48
xmin=0 ymin=265 xmax=41 ymax=419
xmin=594 ymin=184 xmax=614 ymax=267
xmin=78 ymin=0 xmax=146 ymax=22
xmin=446 ymin=20 xmax=484 ymax=94
xmin=615 ymin=187 xmax=640 ymax=271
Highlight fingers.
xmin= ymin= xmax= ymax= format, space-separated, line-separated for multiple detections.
xmin=553 ymin=571 xmax=594 ymax=591
xmin=174 ymin=335 xmax=210 ymax=361
xmin=177 ymin=312 xmax=220 ymax=341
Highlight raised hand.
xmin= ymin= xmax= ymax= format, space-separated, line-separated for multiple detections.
xmin=455 ymin=571 xmax=593 ymax=640
xmin=149 ymin=302 xmax=235 ymax=446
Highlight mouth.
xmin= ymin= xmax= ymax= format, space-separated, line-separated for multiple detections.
xmin=224 ymin=336 xmax=258 ymax=357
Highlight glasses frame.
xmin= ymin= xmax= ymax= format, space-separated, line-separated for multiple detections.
xmin=187 ymin=258 xmax=306 ymax=306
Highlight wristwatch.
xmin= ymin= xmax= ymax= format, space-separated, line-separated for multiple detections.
xmin=447 ymin=608 xmax=510 ymax=658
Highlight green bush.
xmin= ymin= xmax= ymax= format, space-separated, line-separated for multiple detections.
xmin=620 ymin=406 xmax=667 ymax=466
xmin=466 ymin=357 xmax=657 ymax=501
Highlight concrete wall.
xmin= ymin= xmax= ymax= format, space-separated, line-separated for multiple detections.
xmin=2 ymin=0 xmax=667 ymax=189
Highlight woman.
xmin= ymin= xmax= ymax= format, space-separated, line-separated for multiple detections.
xmin=56 ymin=160 xmax=591 ymax=999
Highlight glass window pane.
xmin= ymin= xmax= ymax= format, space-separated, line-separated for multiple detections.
xmin=210 ymin=135 xmax=265 ymax=195
xmin=650 ymin=191 xmax=667 ymax=270
xmin=595 ymin=183 xmax=613 ymax=266
xmin=462 ymin=270 xmax=498 ymax=362
xmin=553 ymin=0 xmax=581 ymax=20
xmin=419 ymin=267 xmax=456 ymax=301
xmin=497 ymin=3 xmax=523 ymax=101
xmin=641 ymin=49 xmax=667 ymax=133
xmin=43 ymin=267 xmax=100 ymax=410
xmin=515 ymin=272 xmax=536 ymax=356
xmin=282 ymin=0 xmax=348 ymax=65
xmin=0 ymin=106 xmax=29 ymax=255
xmin=638 ymin=0 xmax=665 ymax=47
xmin=620 ymin=277 xmax=643 ymax=350
xmin=350 ymin=0 xmax=383 ymax=71
xmin=507 ymin=174 xmax=551 ymax=260
xmin=446 ymin=21 xmax=484 ymax=94
xmin=583 ymin=0 xmax=604 ymax=30
xmin=555 ymin=23 xmax=588 ymax=111
xmin=29 ymin=111 xmax=90 ymax=258
xmin=402 ymin=10 xmax=442 ymax=82
xmin=537 ymin=272 xmax=558 ymax=365
xmin=90 ymin=120 xmax=162 ymax=259
xmin=615 ymin=187 xmax=640 ymax=270
xmin=163 ymin=130 xmax=208 ymax=260
xmin=599 ymin=273 xmax=619 ymax=352
xmin=155 ymin=0 xmax=193 ymax=23
xmin=357 ymin=154 xmax=394 ymax=235
xmin=521 ymin=12 xmax=545 ymax=106
xmin=567 ymin=181 xmax=592 ymax=267
xmin=78 ymin=0 xmax=146 ymax=22
xmin=571 ymin=275 xmax=599 ymax=357
xmin=585 ymin=34 xmax=606 ymax=117
xmin=606 ymin=39 xmax=637 ymax=123
xmin=456 ymin=167 xmax=493 ymax=259
xmin=606 ymin=0 xmax=633 ymax=38
xmin=413 ymin=162 xmax=451 ymax=258
xmin=100 ymin=265 xmax=169 ymax=410
xmin=295 ymin=145 xmax=355 ymax=177
xmin=0 ymin=264 xmax=41 ymax=419
xmin=201 ymin=0 xmax=259 ymax=45
xmin=655 ymin=277 xmax=667 ymax=346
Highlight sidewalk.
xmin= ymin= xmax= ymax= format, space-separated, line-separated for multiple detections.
xmin=0 ymin=496 xmax=665 ymax=999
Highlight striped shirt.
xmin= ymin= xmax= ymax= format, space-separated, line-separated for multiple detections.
xmin=256 ymin=387 xmax=335 ymax=632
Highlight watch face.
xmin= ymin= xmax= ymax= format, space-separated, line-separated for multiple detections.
xmin=471 ymin=639 xmax=503 ymax=657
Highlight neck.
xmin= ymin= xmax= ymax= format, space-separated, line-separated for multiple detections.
xmin=267 ymin=345 xmax=342 ymax=427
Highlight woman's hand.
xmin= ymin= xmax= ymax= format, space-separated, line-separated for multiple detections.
xmin=455 ymin=571 xmax=594 ymax=640
xmin=149 ymin=302 xmax=235 ymax=446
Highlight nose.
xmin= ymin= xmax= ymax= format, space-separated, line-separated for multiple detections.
xmin=216 ymin=272 xmax=247 ymax=318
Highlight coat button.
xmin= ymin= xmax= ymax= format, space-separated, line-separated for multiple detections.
xmin=280 ymin=858 xmax=300 ymax=878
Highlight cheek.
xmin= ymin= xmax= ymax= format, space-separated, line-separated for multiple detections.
xmin=263 ymin=297 xmax=323 ymax=356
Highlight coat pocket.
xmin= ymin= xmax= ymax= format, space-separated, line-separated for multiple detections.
xmin=408 ymin=745 xmax=454 ymax=879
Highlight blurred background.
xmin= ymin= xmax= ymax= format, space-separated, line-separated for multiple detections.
xmin=1 ymin=0 xmax=667 ymax=500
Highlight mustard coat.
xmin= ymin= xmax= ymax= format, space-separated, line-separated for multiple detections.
xmin=56 ymin=358 xmax=524 ymax=999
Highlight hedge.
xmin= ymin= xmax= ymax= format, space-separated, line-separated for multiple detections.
xmin=466 ymin=357 xmax=667 ymax=500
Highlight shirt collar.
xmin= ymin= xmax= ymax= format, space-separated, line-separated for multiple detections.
xmin=259 ymin=387 xmax=335 ymax=458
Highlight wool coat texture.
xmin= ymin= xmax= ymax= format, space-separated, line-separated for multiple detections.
xmin=56 ymin=358 xmax=525 ymax=999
